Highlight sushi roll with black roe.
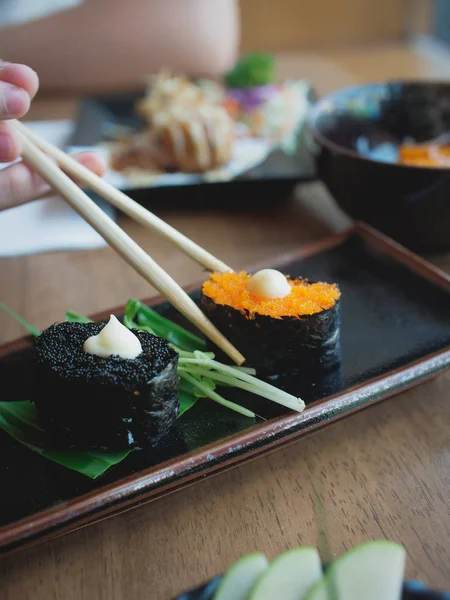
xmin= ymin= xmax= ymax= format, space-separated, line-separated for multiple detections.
xmin=33 ymin=315 xmax=179 ymax=449
xmin=201 ymin=269 xmax=341 ymax=375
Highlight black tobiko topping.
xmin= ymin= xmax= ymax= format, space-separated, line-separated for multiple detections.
xmin=35 ymin=321 xmax=177 ymax=390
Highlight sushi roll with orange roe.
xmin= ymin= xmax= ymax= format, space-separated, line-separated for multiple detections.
xmin=201 ymin=270 xmax=341 ymax=375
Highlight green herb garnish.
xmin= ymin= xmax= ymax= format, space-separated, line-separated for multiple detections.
xmin=125 ymin=300 xmax=304 ymax=417
xmin=0 ymin=302 xmax=41 ymax=337
xmin=224 ymin=53 xmax=276 ymax=88
xmin=127 ymin=298 xmax=206 ymax=352
xmin=65 ymin=310 xmax=93 ymax=324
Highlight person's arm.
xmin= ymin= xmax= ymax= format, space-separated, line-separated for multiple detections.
xmin=1 ymin=0 xmax=240 ymax=93
xmin=0 ymin=62 xmax=106 ymax=211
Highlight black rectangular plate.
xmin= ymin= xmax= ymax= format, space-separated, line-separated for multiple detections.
xmin=1 ymin=224 xmax=450 ymax=555
xmin=69 ymin=89 xmax=318 ymax=210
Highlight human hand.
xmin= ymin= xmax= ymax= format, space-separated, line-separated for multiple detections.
xmin=0 ymin=62 xmax=106 ymax=211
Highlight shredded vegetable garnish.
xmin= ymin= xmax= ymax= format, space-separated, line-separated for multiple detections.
xmin=122 ymin=300 xmax=305 ymax=417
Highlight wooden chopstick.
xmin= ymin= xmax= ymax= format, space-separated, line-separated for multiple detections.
xmin=11 ymin=122 xmax=245 ymax=366
xmin=14 ymin=120 xmax=232 ymax=274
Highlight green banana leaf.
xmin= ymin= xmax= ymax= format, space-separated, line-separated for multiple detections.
xmin=0 ymin=393 xmax=198 ymax=479
xmin=0 ymin=401 xmax=130 ymax=479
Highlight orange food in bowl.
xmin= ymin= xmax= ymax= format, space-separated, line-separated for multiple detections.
xmin=399 ymin=144 xmax=450 ymax=167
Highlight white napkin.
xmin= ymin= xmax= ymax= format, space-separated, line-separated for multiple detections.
xmin=0 ymin=0 xmax=82 ymax=27
xmin=0 ymin=120 xmax=114 ymax=257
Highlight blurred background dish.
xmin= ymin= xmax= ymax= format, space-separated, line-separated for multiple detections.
xmin=307 ymin=81 xmax=450 ymax=253
xmin=67 ymin=55 xmax=316 ymax=210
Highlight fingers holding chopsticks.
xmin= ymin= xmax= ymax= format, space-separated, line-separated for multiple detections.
xmin=0 ymin=61 xmax=107 ymax=210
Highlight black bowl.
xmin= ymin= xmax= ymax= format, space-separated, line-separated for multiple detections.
xmin=174 ymin=576 xmax=450 ymax=599
xmin=307 ymin=81 xmax=450 ymax=253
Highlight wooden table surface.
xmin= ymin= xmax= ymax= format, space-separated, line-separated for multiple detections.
xmin=1 ymin=44 xmax=450 ymax=599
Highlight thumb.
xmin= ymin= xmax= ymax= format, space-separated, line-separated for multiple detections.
xmin=0 ymin=152 xmax=107 ymax=211
xmin=0 ymin=160 xmax=46 ymax=211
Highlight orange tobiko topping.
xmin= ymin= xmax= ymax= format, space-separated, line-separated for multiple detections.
xmin=202 ymin=271 xmax=340 ymax=319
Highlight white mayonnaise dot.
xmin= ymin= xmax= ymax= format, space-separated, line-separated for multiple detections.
xmin=83 ymin=315 xmax=142 ymax=359
xmin=247 ymin=269 xmax=291 ymax=300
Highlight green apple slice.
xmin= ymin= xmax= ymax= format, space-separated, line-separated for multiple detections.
xmin=213 ymin=552 xmax=269 ymax=600
xmin=249 ymin=547 xmax=322 ymax=600
xmin=305 ymin=541 xmax=406 ymax=600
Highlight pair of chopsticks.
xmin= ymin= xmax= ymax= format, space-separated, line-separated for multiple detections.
xmin=10 ymin=120 xmax=245 ymax=365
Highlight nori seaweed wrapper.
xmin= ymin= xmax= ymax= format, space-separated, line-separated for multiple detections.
xmin=33 ymin=322 xmax=179 ymax=450
xmin=201 ymin=293 xmax=341 ymax=376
